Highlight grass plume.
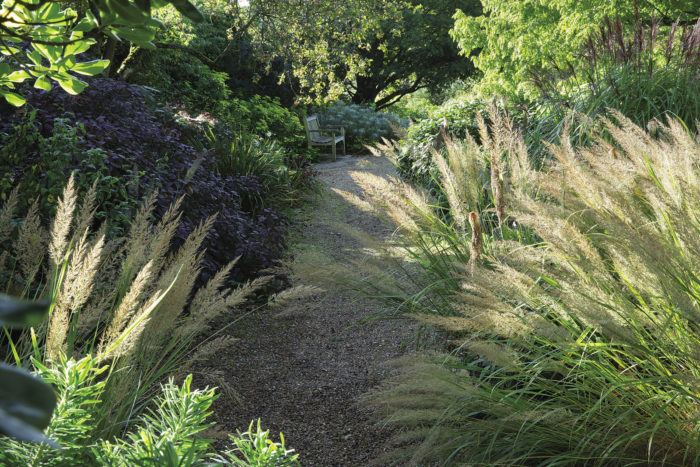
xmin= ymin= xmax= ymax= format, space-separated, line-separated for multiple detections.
xmin=362 ymin=107 xmax=700 ymax=465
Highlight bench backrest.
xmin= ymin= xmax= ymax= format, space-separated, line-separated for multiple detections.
xmin=304 ymin=116 xmax=320 ymax=142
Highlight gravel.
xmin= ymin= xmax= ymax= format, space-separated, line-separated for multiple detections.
xmin=206 ymin=155 xmax=412 ymax=465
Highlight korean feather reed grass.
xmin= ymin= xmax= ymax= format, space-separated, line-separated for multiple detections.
xmin=347 ymin=107 xmax=536 ymax=320
xmin=362 ymin=109 xmax=700 ymax=465
xmin=0 ymin=175 xmax=260 ymax=440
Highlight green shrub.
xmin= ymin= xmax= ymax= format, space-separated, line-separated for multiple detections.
xmin=94 ymin=375 xmax=217 ymax=467
xmin=384 ymin=88 xmax=439 ymax=121
xmin=205 ymin=129 xmax=295 ymax=209
xmin=394 ymin=99 xmax=487 ymax=185
xmin=221 ymin=96 xmax=307 ymax=153
xmin=214 ymin=419 xmax=300 ymax=466
xmin=123 ymin=0 xmax=235 ymax=116
xmin=129 ymin=52 xmax=232 ymax=116
xmin=316 ymin=102 xmax=407 ymax=151
xmin=0 ymin=356 xmax=107 ymax=466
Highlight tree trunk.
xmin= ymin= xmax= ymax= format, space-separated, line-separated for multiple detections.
xmin=102 ymin=37 xmax=117 ymax=76
xmin=351 ymin=75 xmax=379 ymax=106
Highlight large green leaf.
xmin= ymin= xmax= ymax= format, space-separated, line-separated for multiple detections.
xmin=0 ymin=295 xmax=50 ymax=328
xmin=167 ymin=0 xmax=204 ymax=22
xmin=0 ymin=364 xmax=57 ymax=446
xmin=112 ymin=26 xmax=156 ymax=45
xmin=0 ymin=89 xmax=26 ymax=107
xmin=70 ymin=59 xmax=109 ymax=76
xmin=7 ymin=70 xmax=32 ymax=83
xmin=106 ymin=0 xmax=149 ymax=24
xmin=52 ymin=74 xmax=88 ymax=95
xmin=33 ymin=76 xmax=51 ymax=91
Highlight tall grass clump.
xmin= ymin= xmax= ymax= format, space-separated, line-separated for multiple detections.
xmin=526 ymin=15 xmax=700 ymax=163
xmin=361 ymin=108 xmax=700 ymax=465
xmin=0 ymin=175 xmax=261 ymax=442
xmin=204 ymin=128 xmax=295 ymax=208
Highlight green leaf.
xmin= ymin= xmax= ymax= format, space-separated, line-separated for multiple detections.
xmin=71 ymin=59 xmax=110 ymax=76
xmin=73 ymin=16 xmax=98 ymax=33
xmin=0 ymin=89 xmax=26 ymax=107
xmin=111 ymin=26 xmax=156 ymax=45
xmin=0 ymin=47 xmax=20 ymax=56
xmin=167 ymin=0 xmax=204 ymax=22
xmin=7 ymin=70 xmax=32 ymax=83
xmin=28 ymin=50 xmax=43 ymax=66
xmin=107 ymin=0 xmax=148 ymax=24
xmin=0 ymin=63 xmax=10 ymax=77
xmin=33 ymin=43 xmax=61 ymax=63
xmin=34 ymin=76 xmax=51 ymax=91
xmin=0 ymin=295 xmax=50 ymax=327
xmin=65 ymin=38 xmax=96 ymax=56
xmin=0 ymin=363 xmax=58 ymax=446
xmin=52 ymin=73 xmax=88 ymax=95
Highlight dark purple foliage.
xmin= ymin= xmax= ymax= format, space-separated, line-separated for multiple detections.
xmin=1 ymin=79 xmax=285 ymax=282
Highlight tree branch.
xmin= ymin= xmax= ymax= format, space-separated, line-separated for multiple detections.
xmin=374 ymin=77 xmax=425 ymax=110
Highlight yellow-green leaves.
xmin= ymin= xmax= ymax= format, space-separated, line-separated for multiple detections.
xmin=0 ymin=0 xmax=203 ymax=105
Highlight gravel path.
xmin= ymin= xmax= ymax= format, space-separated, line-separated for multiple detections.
xmin=210 ymin=155 xmax=411 ymax=465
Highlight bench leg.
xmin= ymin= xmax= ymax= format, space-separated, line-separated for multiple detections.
xmin=342 ymin=139 xmax=346 ymax=155
xmin=332 ymin=142 xmax=337 ymax=161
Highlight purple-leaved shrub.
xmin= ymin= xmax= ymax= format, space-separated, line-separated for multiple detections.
xmin=0 ymin=78 xmax=284 ymax=282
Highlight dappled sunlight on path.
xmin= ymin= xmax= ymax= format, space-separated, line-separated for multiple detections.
xmin=208 ymin=155 xmax=413 ymax=466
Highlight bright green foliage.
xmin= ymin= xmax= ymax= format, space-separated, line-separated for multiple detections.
xmin=244 ymin=0 xmax=409 ymax=102
xmin=0 ymin=0 xmax=205 ymax=106
xmin=215 ymin=419 xmax=300 ymax=466
xmin=451 ymin=0 xmax=699 ymax=97
xmin=385 ymin=88 xmax=440 ymax=120
xmin=0 ymin=356 xmax=106 ymax=466
xmin=123 ymin=0 xmax=235 ymax=114
xmin=94 ymin=375 xmax=217 ymax=467
xmin=223 ymin=96 xmax=306 ymax=152
xmin=0 ymin=0 xmax=106 ymax=105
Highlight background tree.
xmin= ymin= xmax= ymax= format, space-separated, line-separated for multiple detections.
xmin=451 ymin=0 xmax=700 ymax=98
xmin=240 ymin=0 xmax=408 ymax=103
xmin=349 ymin=0 xmax=482 ymax=110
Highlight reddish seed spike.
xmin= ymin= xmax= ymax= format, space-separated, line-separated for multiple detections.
xmin=468 ymin=212 xmax=482 ymax=275
xmin=491 ymin=158 xmax=505 ymax=227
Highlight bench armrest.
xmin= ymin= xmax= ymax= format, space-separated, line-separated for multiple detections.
xmin=309 ymin=128 xmax=344 ymax=137
xmin=319 ymin=126 xmax=345 ymax=136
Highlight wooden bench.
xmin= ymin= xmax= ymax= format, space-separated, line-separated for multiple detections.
xmin=304 ymin=115 xmax=346 ymax=161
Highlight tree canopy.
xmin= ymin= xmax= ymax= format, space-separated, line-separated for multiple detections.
xmin=451 ymin=0 xmax=700 ymax=98
xmin=240 ymin=0 xmax=408 ymax=103
xmin=349 ymin=0 xmax=482 ymax=110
